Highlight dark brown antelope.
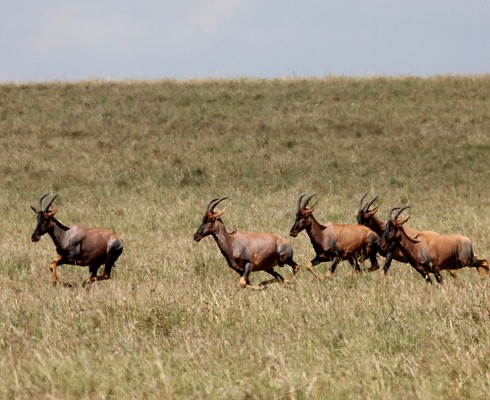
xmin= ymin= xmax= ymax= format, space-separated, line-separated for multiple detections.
xmin=290 ymin=194 xmax=380 ymax=280
xmin=31 ymin=194 xmax=123 ymax=287
xmin=193 ymin=197 xmax=302 ymax=290
xmin=381 ymin=207 xmax=489 ymax=284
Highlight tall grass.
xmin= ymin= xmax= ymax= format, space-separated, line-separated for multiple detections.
xmin=0 ymin=76 xmax=489 ymax=399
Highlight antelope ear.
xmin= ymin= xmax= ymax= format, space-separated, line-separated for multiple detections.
xmin=399 ymin=216 xmax=410 ymax=225
xmin=308 ymin=202 xmax=318 ymax=213
xmin=408 ymin=233 xmax=420 ymax=243
xmin=215 ymin=206 xmax=227 ymax=217
xmin=46 ymin=208 xmax=58 ymax=217
xmin=31 ymin=206 xmax=38 ymax=213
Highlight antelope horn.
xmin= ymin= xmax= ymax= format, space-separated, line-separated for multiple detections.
xmin=365 ymin=195 xmax=379 ymax=211
xmin=296 ymin=194 xmax=307 ymax=212
xmin=303 ymin=193 xmax=317 ymax=209
xmin=38 ymin=193 xmax=49 ymax=212
xmin=206 ymin=198 xmax=221 ymax=212
xmin=358 ymin=192 xmax=368 ymax=212
xmin=393 ymin=206 xmax=411 ymax=221
xmin=207 ymin=197 xmax=229 ymax=212
xmin=44 ymin=194 xmax=59 ymax=212
xmin=387 ymin=207 xmax=400 ymax=220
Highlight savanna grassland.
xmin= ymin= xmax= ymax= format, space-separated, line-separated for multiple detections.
xmin=0 ymin=77 xmax=489 ymax=399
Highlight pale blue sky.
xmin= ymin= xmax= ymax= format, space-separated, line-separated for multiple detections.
xmin=1 ymin=1 xmax=489 ymax=82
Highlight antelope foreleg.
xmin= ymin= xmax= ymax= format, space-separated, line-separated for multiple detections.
xmin=433 ymin=266 xmax=443 ymax=284
xmin=239 ymin=262 xmax=253 ymax=289
xmin=325 ymin=257 xmax=340 ymax=279
xmin=49 ymin=255 xmax=63 ymax=286
xmin=382 ymin=247 xmax=396 ymax=276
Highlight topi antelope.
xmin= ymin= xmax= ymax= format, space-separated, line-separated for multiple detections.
xmin=193 ymin=197 xmax=302 ymax=290
xmin=290 ymin=194 xmax=380 ymax=280
xmin=357 ymin=193 xmax=459 ymax=279
xmin=31 ymin=194 xmax=123 ymax=287
xmin=381 ymin=207 xmax=489 ymax=284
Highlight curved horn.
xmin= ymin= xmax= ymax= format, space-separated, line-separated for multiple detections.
xmin=44 ymin=194 xmax=59 ymax=212
xmin=387 ymin=207 xmax=400 ymax=221
xmin=393 ymin=206 xmax=410 ymax=221
xmin=303 ymin=193 xmax=317 ymax=209
xmin=38 ymin=193 xmax=49 ymax=212
xmin=365 ymin=195 xmax=379 ymax=211
xmin=206 ymin=197 xmax=221 ymax=212
xmin=358 ymin=193 xmax=368 ymax=212
xmin=296 ymin=193 xmax=307 ymax=212
xmin=207 ymin=197 xmax=229 ymax=212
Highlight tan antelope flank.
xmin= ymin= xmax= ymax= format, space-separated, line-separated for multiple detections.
xmin=31 ymin=194 xmax=123 ymax=287
xmin=290 ymin=194 xmax=381 ymax=280
xmin=357 ymin=193 xmax=457 ymax=279
xmin=381 ymin=206 xmax=489 ymax=284
xmin=193 ymin=197 xmax=302 ymax=290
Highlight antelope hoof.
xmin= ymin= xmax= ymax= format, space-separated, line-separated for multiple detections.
xmin=239 ymin=277 xmax=247 ymax=288
xmin=324 ymin=271 xmax=332 ymax=280
xmin=82 ymin=280 xmax=95 ymax=288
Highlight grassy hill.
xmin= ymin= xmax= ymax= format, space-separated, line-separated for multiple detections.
xmin=1 ymin=77 xmax=489 ymax=399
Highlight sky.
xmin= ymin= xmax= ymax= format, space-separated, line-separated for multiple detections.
xmin=1 ymin=0 xmax=489 ymax=82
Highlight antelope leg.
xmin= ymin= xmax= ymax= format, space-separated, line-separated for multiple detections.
xmin=304 ymin=261 xmax=324 ymax=281
xmin=49 ymin=255 xmax=63 ymax=286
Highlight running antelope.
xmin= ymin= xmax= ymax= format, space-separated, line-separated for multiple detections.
xmin=290 ymin=194 xmax=380 ymax=280
xmin=357 ymin=193 xmax=420 ymax=271
xmin=193 ymin=197 xmax=302 ymax=290
xmin=381 ymin=207 xmax=489 ymax=284
xmin=357 ymin=193 xmax=458 ymax=279
xmin=31 ymin=194 xmax=123 ymax=287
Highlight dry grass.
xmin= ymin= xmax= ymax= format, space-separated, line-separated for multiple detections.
xmin=1 ymin=76 xmax=490 ymax=399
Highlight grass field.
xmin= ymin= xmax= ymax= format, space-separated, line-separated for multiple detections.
xmin=0 ymin=76 xmax=489 ymax=399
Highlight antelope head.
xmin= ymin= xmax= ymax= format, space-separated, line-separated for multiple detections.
xmin=356 ymin=193 xmax=380 ymax=225
xmin=31 ymin=193 xmax=59 ymax=242
xmin=381 ymin=206 xmax=414 ymax=245
xmin=289 ymin=193 xmax=318 ymax=237
xmin=193 ymin=197 xmax=229 ymax=242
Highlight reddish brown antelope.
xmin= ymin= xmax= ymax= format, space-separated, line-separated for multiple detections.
xmin=193 ymin=197 xmax=302 ymax=290
xmin=357 ymin=193 xmax=458 ymax=280
xmin=290 ymin=194 xmax=380 ymax=280
xmin=381 ymin=207 xmax=489 ymax=284
xmin=31 ymin=194 xmax=123 ymax=287
xmin=357 ymin=193 xmax=417 ymax=275
xmin=357 ymin=194 xmax=426 ymax=273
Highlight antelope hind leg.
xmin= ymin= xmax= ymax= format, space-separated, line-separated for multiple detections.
xmin=259 ymin=270 xmax=285 ymax=287
xmin=304 ymin=261 xmax=324 ymax=281
xmin=83 ymin=273 xmax=110 ymax=287
xmin=284 ymin=263 xmax=302 ymax=282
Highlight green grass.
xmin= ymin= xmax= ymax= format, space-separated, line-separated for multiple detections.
xmin=1 ymin=76 xmax=490 ymax=399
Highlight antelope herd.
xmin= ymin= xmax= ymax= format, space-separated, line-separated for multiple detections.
xmin=31 ymin=193 xmax=488 ymax=289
